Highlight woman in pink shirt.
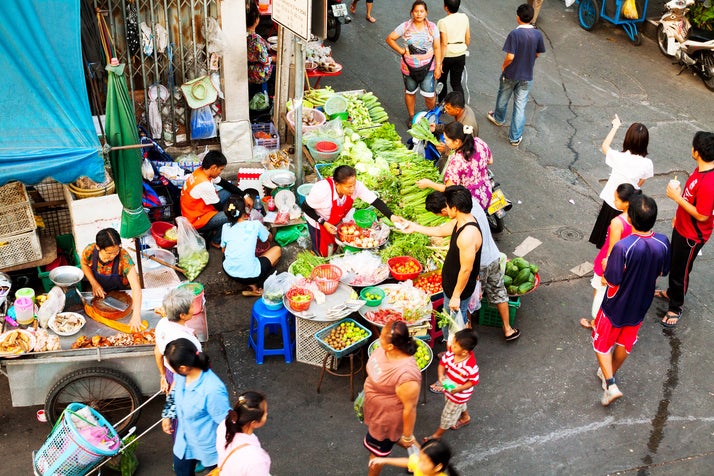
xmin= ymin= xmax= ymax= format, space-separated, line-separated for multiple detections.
xmin=215 ymin=391 xmax=271 ymax=476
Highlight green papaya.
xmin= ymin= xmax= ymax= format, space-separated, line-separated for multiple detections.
xmin=514 ymin=268 xmax=531 ymax=286
xmin=506 ymin=263 xmax=520 ymax=278
xmin=528 ymin=272 xmax=535 ymax=283
xmin=507 ymin=285 xmax=519 ymax=295
xmin=503 ymin=275 xmax=513 ymax=287
xmin=517 ymin=282 xmax=534 ymax=294
xmin=511 ymin=257 xmax=530 ymax=269
xmin=529 ymin=263 xmax=539 ymax=274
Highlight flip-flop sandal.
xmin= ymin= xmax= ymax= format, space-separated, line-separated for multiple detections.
xmin=450 ymin=418 xmax=471 ymax=430
xmin=579 ymin=318 xmax=594 ymax=330
xmin=366 ymin=16 xmax=376 ymax=23
xmin=349 ymin=2 xmax=356 ymax=14
xmin=242 ymin=290 xmax=263 ymax=297
xmin=429 ymin=382 xmax=444 ymax=394
xmin=654 ymin=289 xmax=669 ymax=300
xmin=660 ymin=312 xmax=681 ymax=328
xmin=505 ymin=328 xmax=521 ymax=341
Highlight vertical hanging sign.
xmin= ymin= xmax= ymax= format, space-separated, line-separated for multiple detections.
xmin=272 ymin=0 xmax=312 ymax=41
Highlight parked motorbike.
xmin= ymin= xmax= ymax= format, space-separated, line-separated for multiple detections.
xmin=486 ymin=169 xmax=511 ymax=233
xmin=327 ymin=0 xmax=351 ymax=42
xmin=657 ymin=0 xmax=714 ymax=91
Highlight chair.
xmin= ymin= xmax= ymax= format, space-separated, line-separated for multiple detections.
xmin=248 ymin=298 xmax=295 ymax=364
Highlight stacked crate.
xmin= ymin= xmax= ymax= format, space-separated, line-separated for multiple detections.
xmin=0 ymin=182 xmax=42 ymax=269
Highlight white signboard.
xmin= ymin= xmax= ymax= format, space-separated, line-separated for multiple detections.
xmin=272 ymin=0 xmax=312 ymax=41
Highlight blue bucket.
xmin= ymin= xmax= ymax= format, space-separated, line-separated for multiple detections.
xmin=297 ymin=183 xmax=314 ymax=205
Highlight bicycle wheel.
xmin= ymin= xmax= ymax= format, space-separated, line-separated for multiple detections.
xmin=578 ymin=0 xmax=600 ymax=31
xmin=45 ymin=367 xmax=143 ymax=434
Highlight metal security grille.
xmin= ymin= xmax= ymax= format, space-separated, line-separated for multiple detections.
xmin=92 ymin=0 xmax=221 ymax=145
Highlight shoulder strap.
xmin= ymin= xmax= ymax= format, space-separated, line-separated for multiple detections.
xmin=218 ymin=443 xmax=250 ymax=472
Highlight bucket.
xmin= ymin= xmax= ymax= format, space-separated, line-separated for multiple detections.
xmin=14 ymin=296 xmax=35 ymax=325
xmin=297 ymin=183 xmax=314 ymax=205
xmin=15 ymin=287 xmax=35 ymax=303
xmin=178 ymin=282 xmax=207 ymax=341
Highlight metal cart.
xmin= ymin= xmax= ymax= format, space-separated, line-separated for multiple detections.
xmin=577 ymin=0 xmax=649 ymax=45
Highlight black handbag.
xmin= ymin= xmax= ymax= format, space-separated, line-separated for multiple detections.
xmin=403 ymin=55 xmax=434 ymax=83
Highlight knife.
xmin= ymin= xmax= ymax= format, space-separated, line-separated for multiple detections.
xmin=100 ymin=296 xmax=129 ymax=312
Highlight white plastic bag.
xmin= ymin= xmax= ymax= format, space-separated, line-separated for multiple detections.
xmin=37 ymin=286 xmax=66 ymax=328
xmin=176 ymin=217 xmax=209 ymax=280
xmin=263 ymin=272 xmax=297 ymax=305
xmin=141 ymin=158 xmax=155 ymax=181
xmin=447 ymin=309 xmax=466 ymax=346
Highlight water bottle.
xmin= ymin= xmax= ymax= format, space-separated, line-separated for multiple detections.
xmin=407 ymin=444 xmax=420 ymax=457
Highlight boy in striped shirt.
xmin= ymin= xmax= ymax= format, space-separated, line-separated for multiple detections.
xmin=425 ymin=329 xmax=479 ymax=440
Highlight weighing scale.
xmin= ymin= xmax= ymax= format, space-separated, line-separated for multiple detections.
xmin=48 ymin=266 xmax=85 ymax=312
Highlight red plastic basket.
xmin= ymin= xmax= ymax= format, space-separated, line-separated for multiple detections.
xmin=286 ymin=288 xmax=314 ymax=312
xmin=311 ymin=264 xmax=342 ymax=295
xmin=388 ymin=256 xmax=423 ymax=281
xmin=151 ymin=221 xmax=177 ymax=249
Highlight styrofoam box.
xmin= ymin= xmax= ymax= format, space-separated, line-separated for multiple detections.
xmin=63 ymin=186 xmax=123 ymax=251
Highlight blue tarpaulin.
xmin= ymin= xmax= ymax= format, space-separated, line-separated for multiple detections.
xmin=0 ymin=1 xmax=105 ymax=186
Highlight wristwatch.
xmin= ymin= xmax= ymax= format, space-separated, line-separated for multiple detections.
xmin=318 ymin=217 xmax=326 ymax=225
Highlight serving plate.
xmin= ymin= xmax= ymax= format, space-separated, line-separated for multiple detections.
xmin=48 ymin=312 xmax=87 ymax=336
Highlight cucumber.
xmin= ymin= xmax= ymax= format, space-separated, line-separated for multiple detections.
xmin=503 ymin=275 xmax=513 ymax=287
xmin=513 ymin=268 xmax=531 ymax=286
xmin=517 ymin=282 xmax=534 ymax=294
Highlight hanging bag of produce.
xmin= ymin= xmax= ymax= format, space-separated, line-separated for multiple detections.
xmin=190 ymin=105 xmax=217 ymax=140
xmin=175 ymin=217 xmax=209 ymax=280
xmin=621 ymin=0 xmax=638 ymax=20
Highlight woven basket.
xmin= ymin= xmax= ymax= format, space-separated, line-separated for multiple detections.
xmin=0 ymin=181 xmax=36 ymax=236
xmin=68 ymin=181 xmax=116 ymax=198
xmin=311 ymin=264 xmax=342 ymax=295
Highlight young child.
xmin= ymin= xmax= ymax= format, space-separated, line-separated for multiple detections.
xmin=369 ymin=438 xmax=460 ymax=476
xmin=581 ymin=184 xmax=640 ymax=329
xmin=221 ymin=195 xmax=281 ymax=297
xmin=242 ymin=188 xmax=264 ymax=223
xmin=426 ymin=328 xmax=479 ymax=439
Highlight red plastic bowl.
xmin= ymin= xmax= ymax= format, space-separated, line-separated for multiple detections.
xmin=387 ymin=256 xmax=423 ymax=281
xmin=151 ymin=221 xmax=177 ymax=249
xmin=311 ymin=264 xmax=343 ymax=295
xmin=315 ymin=140 xmax=339 ymax=153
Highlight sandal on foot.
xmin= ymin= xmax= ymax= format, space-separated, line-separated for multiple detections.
xmin=579 ymin=318 xmax=594 ymax=330
xmin=487 ymin=111 xmax=504 ymax=127
xmin=349 ymin=1 xmax=356 ymax=14
xmin=505 ymin=328 xmax=521 ymax=341
xmin=450 ymin=418 xmax=471 ymax=430
xmin=660 ymin=311 xmax=681 ymax=328
xmin=429 ymin=382 xmax=444 ymax=394
xmin=654 ymin=289 xmax=669 ymax=300
xmin=366 ymin=16 xmax=376 ymax=23
xmin=242 ymin=289 xmax=263 ymax=297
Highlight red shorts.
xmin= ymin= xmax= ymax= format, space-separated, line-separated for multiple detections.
xmin=591 ymin=309 xmax=641 ymax=354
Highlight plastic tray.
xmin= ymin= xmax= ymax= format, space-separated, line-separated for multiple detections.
xmin=314 ymin=318 xmax=372 ymax=358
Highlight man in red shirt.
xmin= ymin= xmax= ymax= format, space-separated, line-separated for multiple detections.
xmin=659 ymin=131 xmax=714 ymax=327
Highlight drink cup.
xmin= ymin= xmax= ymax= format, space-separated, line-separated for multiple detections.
xmin=669 ymin=179 xmax=680 ymax=189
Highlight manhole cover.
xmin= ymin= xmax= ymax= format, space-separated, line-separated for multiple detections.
xmin=556 ymin=226 xmax=584 ymax=241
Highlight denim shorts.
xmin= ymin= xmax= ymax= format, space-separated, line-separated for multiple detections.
xmin=403 ymin=71 xmax=435 ymax=96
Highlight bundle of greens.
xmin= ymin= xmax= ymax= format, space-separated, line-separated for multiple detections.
xmin=407 ymin=117 xmax=440 ymax=146
xmin=290 ymin=250 xmax=329 ymax=277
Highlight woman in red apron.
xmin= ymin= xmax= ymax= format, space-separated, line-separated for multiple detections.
xmin=80 ymin=228 xmax=144 ymax=331
xmin=301 ymin=166 xmax=402 ymax=257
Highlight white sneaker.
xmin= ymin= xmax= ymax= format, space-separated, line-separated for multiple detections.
xmin=596 ymin=368 xmax=606 ymax=390
xmin=601 ymin=384 xmax=623 ymax=406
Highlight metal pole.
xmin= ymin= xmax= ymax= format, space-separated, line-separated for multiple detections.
xmin=294 ymin=38 xmax=305 ymax=187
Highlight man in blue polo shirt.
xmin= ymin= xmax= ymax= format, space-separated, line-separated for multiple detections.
xmin=487 ymin=4 xmax=545 ymax=146
xmin=591 ymin=194 xmax=670 ymax=406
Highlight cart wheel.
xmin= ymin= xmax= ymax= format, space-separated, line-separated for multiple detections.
xmin=656 ymin=24 xmax=671 ymax=56
xmin=578 ymin=0 xmax=599 ymax=31
xmin=702 ymin=52 xmax=714 ymax=92
xmin=633 ymin=32 xmax=642 ymax=46
xmin=45 ymin=367 xmax=142 ymax=434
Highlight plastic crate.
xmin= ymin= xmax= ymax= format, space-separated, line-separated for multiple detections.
xmin=252 ymin=122 xmax=280 ymax=151
xmin=0 ymin=230 xmax=41 ymax=269
xmin=296 ymin=318 xmax=331 ymax=366
xmin=477 ymin=297 xmax=521 ymax=328
xmin=314 ymin=318 xmax=372 ymax=359
xmin=37 ymin=234 xmax=82 ymax=292
xmin=144 ymin=184 xmax=174 ymax=222
xmin=0 ymin=181 xmax=36 ymax=237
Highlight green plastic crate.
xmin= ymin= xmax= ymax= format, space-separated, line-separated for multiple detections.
xmin=477 ymin=297 xmax=520 ymax=327
xmin=37 ymin=234 xmax=82 ymax=293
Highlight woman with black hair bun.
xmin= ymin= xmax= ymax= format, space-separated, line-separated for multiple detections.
xmin=363 ymin=320 xmax=422 ymax=476
xmin=161 ymin=338 xmax=230 ymax=476
xmin=215 ymin=391 xmax=271 ymax=475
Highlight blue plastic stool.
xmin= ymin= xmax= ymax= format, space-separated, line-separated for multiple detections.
xmin=248 ymin=299 xmax=295 ymax=364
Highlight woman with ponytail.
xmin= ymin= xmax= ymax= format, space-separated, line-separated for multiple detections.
xmin=370 ymin=437 xmax=460 ymax=476
xmin=161 ymin=338 xmax=230 ymax=476
xmin=416 ymin=121 xmax=493 ymax=212
xmin=215 ymin=391 xmax=271 ymax=475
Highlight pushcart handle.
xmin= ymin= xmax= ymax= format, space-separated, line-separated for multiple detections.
xmin=111 ymin=389 xmax=164 ymax=428
xmin=85 ymin=418 xmax=164 ymax=476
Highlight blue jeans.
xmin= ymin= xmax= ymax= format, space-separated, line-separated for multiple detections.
xmin=172 ymin=455 xmax=215 ymax=476
xmin=492 ymin=75 xmax=532 ymax=143
xmin=201 ymin=189 xmax=232 ymax=244
xmin=403 ymin=70 xmax=435 ymax=95
xmin=442 ymin=294 xmax=470 ymax=342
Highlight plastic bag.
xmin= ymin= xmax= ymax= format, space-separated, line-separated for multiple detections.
xmin=141 ymin=158 xmax=155 ymax=181
xmin=190 ymin=106 xmax=217 ymax=140
xmin=263 ymin=271 xmax=297 ymax=305
xmin=249 ymin=91 xmax=270 ymax=111
xmin=622 ymin=0 xmax=638 ymax=19
xmin=176 ymin=217 xmax=209 ymax=280
xmin=274 ymin=224 xmax=307 ymax=247
xmin=446 ymin=309 xmax=466 ymax=345
xmin=467 ymin=281 xmax=482 ymax=315
xmin=354 ymin=389 xmax=365 ymax=423
xmin=37 ymin=286 xmax=66 ymax=328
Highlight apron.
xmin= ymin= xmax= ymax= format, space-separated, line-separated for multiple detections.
xmin=311 ymin=177 xmax=354 ymax=257
xmin=91 ymin=247 xmax=126 ymax=292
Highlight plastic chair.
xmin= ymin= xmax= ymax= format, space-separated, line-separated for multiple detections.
xmin=248 ymin=298 xmax=295 ymax=364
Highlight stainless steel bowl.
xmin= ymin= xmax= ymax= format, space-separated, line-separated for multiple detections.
xmin=48 ymin=266 xmax=84 ymax=287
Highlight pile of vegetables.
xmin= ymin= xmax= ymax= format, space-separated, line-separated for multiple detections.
xmin=291 ymin=251 xmax=328 ymax=278
xmin=504 ymin=258 xmax=539 ymax=295
xmin=407 ymin=117 xmax=439 ymax=146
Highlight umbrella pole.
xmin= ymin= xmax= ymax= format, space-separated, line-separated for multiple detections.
xmin=134 ymin=237 xmax=145 ymax=288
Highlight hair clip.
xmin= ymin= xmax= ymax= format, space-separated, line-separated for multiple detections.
xmin=463 ymin=125 xmax=473 ymax=135
xmin=238 ymin=395 xmax=247 ymax=406
xmin=227 ymin=204 xmax=236 ymax=212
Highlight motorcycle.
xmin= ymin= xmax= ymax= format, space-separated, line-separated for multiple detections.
xmin=486 ymin=169 xmax=512 ymax=234
xmin=656 ymin=0 xmax=714 ymax=91
xmin=327 ymin=0 xmax=351 ymax=42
